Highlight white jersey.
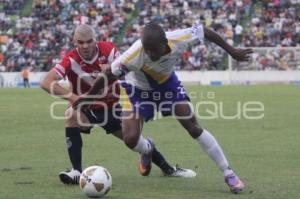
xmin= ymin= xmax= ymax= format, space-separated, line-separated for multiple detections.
xmin=112 ymin=24 xmax=204 ymax=90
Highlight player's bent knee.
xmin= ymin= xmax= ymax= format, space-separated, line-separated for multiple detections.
xmin=123 ymin=133 xmax=139 ymax=149
xmin=188 ymin=124 xmax=203 ymax=138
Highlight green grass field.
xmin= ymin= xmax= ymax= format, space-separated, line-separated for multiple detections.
xmin=0 ymin=85 xmax=299 ymax=199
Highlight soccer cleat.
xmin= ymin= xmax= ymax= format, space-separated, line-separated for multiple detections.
xmin=224 ymin=172 xmax=245 ymax=194
xmin=138 ymin=138 xmax=154 ymax=176
xmin=164 ymin=165 xmax=197 ymax=178
xmin=59 ymin=169 xmax=81 ymax=185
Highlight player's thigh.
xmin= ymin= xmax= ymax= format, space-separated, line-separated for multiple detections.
xmin=65 ymin=106 xmax=91 ymax=128
xmin=77 ymin=110 xmax=92 ymax=125
xmin=83 ymin=107 xmax=123 ymax=136
xmin=174 ymin=101 xmax=203 ymax=138
xmin=98 ymin=107 xmax=122 ymax=136
xmin=122 ymin=111 xmax=144 ymax=135
xmin=78 ymin=110 xmax=93 ymax=130
xmin=173 ymin=101 xmax=194 ymax=118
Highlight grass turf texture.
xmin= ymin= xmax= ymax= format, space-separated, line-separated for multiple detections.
xmin=0 ymin=85 xmax=299 ymax=199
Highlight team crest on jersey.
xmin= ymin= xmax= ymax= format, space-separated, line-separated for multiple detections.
xmin=99 ymin=56 xmax=106 ymax=62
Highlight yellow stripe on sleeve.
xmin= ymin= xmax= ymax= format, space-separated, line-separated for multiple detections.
xmin=170 ymin=33 xmax=192 ymax=42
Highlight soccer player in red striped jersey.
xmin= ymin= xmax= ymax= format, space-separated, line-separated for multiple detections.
xmin=41 ymin=24 xmax=196 ymax=185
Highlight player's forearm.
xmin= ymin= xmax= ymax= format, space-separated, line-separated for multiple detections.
xmin=88 ymin=67 xmax=117 ymax=96
xmin=41 ymin=77 xmax=77 ymax=103
xmin=204 ymin=27 xmax=236 ymax=55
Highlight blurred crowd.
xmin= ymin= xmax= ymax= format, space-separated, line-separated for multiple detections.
xmin=243 ymin=0 xmax=300 ymax=47
xmin=122 ymin=0 xmax=253 ymax=70
xmin=236 ymin=0 xmax=300 ymax=70
xmin=233 ymin=47 xmax=300 ymax=70
xmin=0 ymin=0 xmax=299 ymax=72
xmin=0 ymin=0 xmax=132 ymax=72
xmin=0 ymin=0 xmax=26 ymax=15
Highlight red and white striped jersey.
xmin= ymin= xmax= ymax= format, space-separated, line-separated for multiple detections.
xmin=53 ymin=41 xmax=120 ymax=109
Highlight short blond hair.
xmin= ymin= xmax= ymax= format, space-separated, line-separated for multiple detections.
xmin=73 ymin=24 xmax=96 ymax=41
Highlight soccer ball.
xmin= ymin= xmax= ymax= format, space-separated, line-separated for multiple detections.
xmin=79 ymin=166 xmax=112 ymax=198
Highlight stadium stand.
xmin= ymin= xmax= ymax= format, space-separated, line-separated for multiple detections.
xmin=121 ymin=0 xmax=253 ymax=70
xmin=243 ymin=0 xmax=300 ymax=47
xmin=0 ymin=0 xmax=299 ymax=72
xmin=0 ymin=0 xmax=130 ymax=71
xmin=1 ymin=0 xmax=26 ymax=15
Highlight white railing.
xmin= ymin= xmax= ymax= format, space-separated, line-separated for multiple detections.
xmin=1 ymin=47 xmax=300 ymax=88
xmin=1 ymin=70 xmax=300 ymax=88
xmin=228 ymin=47 xmax=300 ymax=71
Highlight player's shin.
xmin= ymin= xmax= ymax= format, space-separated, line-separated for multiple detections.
xmin=196 ymin=129 xmax=231 ymax=175
xmin=65 ymin=127 xmax=82 ymax=172
xmin=152 ymin=147 xmax=174 ymax=174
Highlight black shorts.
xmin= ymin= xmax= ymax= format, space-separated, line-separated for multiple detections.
xmin=81 ymin=104 xmax=122 ymax=134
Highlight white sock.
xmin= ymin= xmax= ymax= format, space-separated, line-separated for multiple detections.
xmin=132 ymin=135 xmax=152 ymax=154
xmin=196 ymin=129 xmax=232 ymax=175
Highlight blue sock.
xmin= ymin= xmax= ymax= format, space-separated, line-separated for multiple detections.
xmin=66 ymin=127 xmax=82 ymax=172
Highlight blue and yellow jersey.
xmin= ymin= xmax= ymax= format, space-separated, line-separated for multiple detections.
xmin=112 ymin=24 xmax=204 ymax=90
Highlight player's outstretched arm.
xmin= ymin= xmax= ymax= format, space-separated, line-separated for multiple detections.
xmin=203 ymin=27 xmax=253 ymax=62
xmin=41 ymin=69 xmax=78 ymax=103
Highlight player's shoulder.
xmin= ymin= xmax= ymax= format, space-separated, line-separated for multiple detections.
xmin=117 ymin=40 xmax=143 ymax=66
xmin=97 ymin=41 xmax=116 ymax=47
xmin=97 ymin=41 xmax=116 ymax=50
xmin=65 ymin=49 xmax=81 ymax=60
xmin=131 ymin=39 xmax=142 ymax=48
xmin=59 ymin=48 xmax=80 ymax=66
xmin=123 ymin=40 xmax=143 ymax=55
xmin=97 ymin=41 xmax=117 ymax=57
